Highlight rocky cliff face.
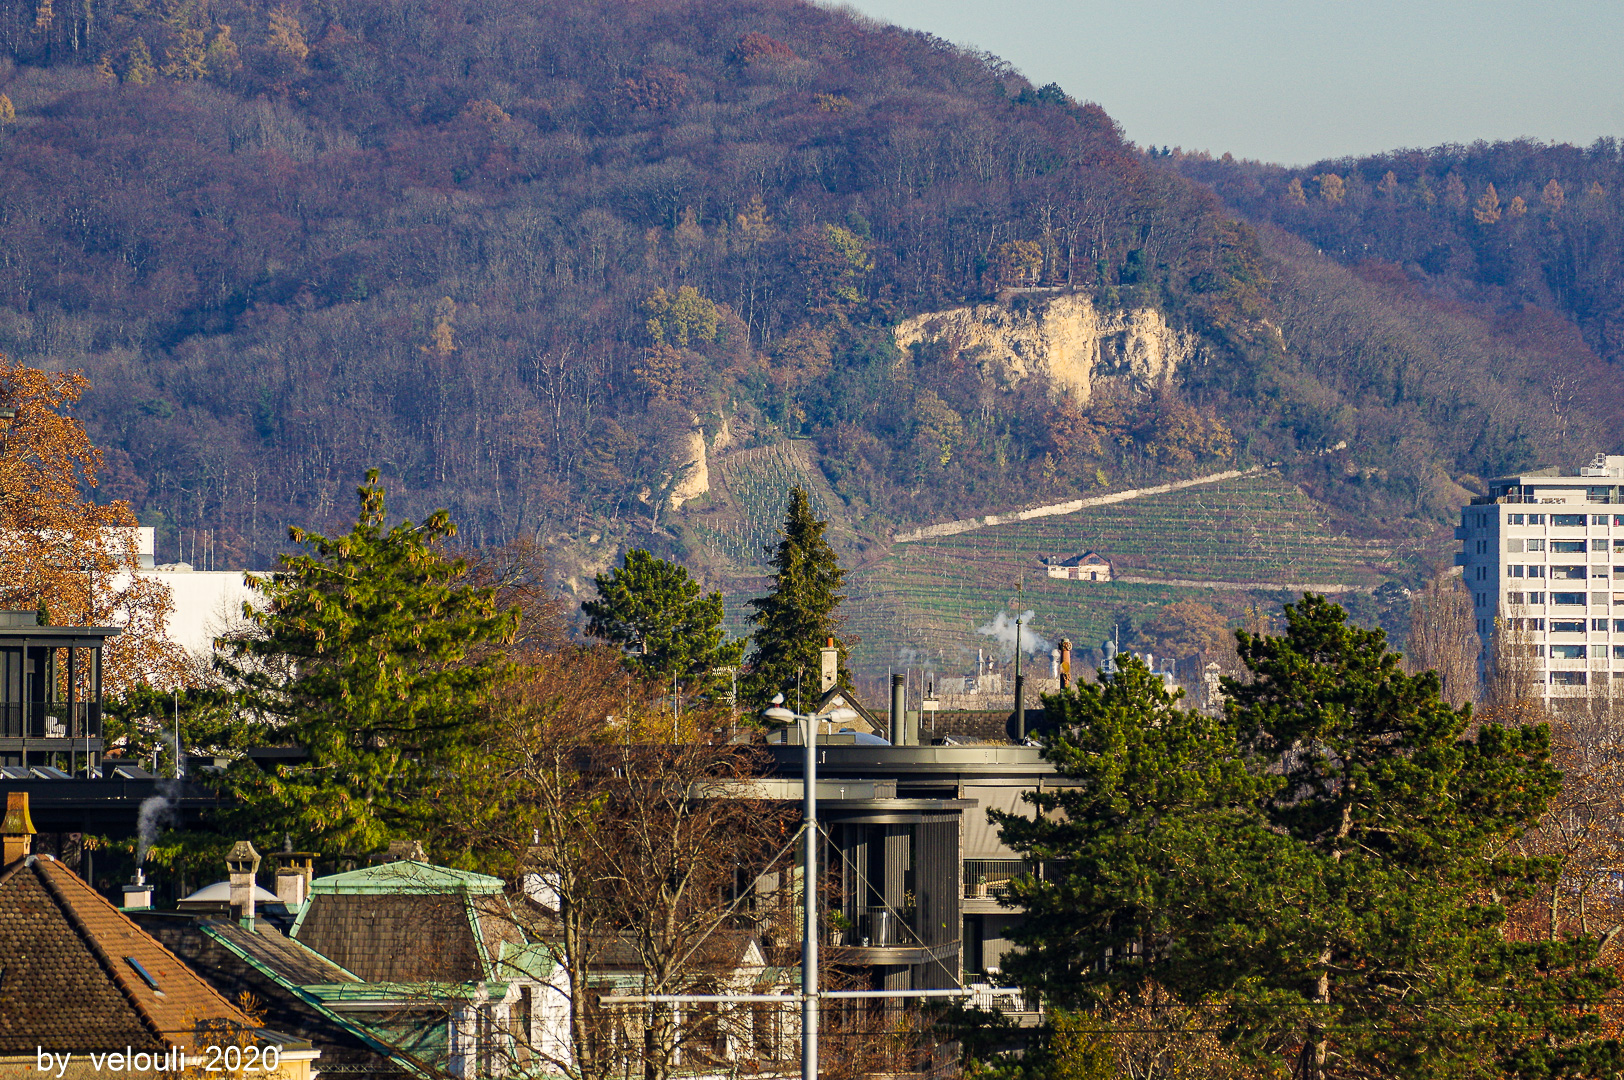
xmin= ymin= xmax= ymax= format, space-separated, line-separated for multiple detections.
xmin=893 ymin=294 xmax=1199 ymax=402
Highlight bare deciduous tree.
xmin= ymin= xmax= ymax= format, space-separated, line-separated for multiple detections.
xmin=1404 ymin=573 xmax=1479 ymax=706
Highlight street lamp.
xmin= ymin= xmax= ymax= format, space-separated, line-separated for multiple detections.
xmin=761 ymin=694 xmax=858 ymax=1080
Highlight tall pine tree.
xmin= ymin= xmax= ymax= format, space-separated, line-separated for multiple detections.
xmin=217 ymin=470 xmax=517 ymax=855
xmin=583 ymin=548 xmax=744 ymax=699
xmin=999 ymin=595 xmax=1622 ymax=1079
xmin=743 ymin=487 xmax=847 ymax=708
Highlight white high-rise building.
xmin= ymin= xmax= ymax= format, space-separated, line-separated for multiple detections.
xmin=1459 ymin=454 xmax=1624 ymax=702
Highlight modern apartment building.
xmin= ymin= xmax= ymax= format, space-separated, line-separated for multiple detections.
xmin=1459 ymin=454 xmax=1624 ymax=701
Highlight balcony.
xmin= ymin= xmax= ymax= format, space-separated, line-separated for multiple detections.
xmin=0 ymin=702 xmax=102 ymax=741
xmin=964 ymin=860 xmax=1026 ymax=913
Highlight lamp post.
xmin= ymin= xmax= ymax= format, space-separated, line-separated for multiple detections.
xmin=761 ymin=695 xmax=856 ymax=1080
xmin=763 ymin=692 xmax=818 ymax=1080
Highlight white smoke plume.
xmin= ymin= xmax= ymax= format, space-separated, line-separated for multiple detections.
xmin=136 ymin=783 xmax=177 ymax=864
xmin=136 ymin=729 xmax=184 ymax=863
xmin=977 ymin=610 xmax=1053 ymax=659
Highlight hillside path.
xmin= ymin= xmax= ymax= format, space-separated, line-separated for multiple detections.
xmin=1112 ymin=575 xmax=1368 ymax=594
xmin=892 ymin=466 xmax=1267 ymax=543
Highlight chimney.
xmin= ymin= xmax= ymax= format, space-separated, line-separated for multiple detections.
xmin=274 ymin=852 xmax=315 ymax=911
xmin=1059 ymin=638 xmax=1072 ymax=690
xmin=122 ymin=867 xmax=153 ymax=911
xmin=226 ymin=841 xmax=262 ymax=931
xmin=819 ymin=639 xmax=838 ymax=694
xmin=890 ymin=673 xmax=906 ymax=746
xmin=1 ymin=792 xmax=35 ymax=865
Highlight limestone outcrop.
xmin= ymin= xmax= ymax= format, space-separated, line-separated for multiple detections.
xmin=892 ymin=294 xmax=1198 ymax=402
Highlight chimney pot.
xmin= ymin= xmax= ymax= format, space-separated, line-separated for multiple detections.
xmin=227 ymin=840 xmax=262 ymax=930
xmin=1 ymin=792 xmax=35 ymax=866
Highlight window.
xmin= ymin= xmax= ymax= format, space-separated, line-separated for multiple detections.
xmin=1507 ymin=592 xmax=1524 ymax=605
xmin=1554 ymin=514 xmax=1587 ymax=527
xmin=1597 ymin=514 xmax=1612 ymax=524
xmin=124 ymin=957 xmax=160 ymax=991
xmin=1528 ymin=539 xmax=1546 ymax=552
xmin=1477 ymin=540 xmax=1487 ymax=554
xmin=1614 ymin=645 xmax=1624 ymax=659
xmin=1553 ymin=566 xmax=1588 ymax=580
xmin=1552 ymin=644 xmax=1587 ymax=659
xmin=1529 ymin=592 xmax=1546 ymax=604
xmin=1552 ymin=620 xmax=1587 ymax=633
xmin=1476 ymin=593 xmax=1485 ymax=608
xmin=1510 ymin=565 xmax=1525 ymax=578
xmin=1511 ymin=514 xmax=1525 ymax=525
xmin=1596 ymin=567 xmax=1611 ymax=578
xmin=1530 ymin=618 xmax=1546 ymax=631
xmin=1597 ymin=620 xmax=1611 ymax=631
xmin=1552 ymin=540 xmax=1589 ymax=553
xmin=1554 ymin=592 xmax=1588 ymax=605
xmin=1551 ymin=671 xmax=1588 ymax=685
xmin=1530 ymin=514 xmax=1546 ymax=525
xmin=1528 ymin=564 xmax=1546 ymax=578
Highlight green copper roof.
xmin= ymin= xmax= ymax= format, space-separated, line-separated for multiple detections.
xmin=308 ymin=860 xmax=506 ymax=896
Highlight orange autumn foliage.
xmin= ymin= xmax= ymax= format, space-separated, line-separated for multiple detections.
xmin=0 ymin=357 xmax=187 ymax=690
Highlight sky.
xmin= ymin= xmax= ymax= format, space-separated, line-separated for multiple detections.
xmin=837 ymin=0 xmax=1624 ymax=167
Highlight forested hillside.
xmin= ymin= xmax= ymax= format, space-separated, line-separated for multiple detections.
xmin=0 ymin=0 xmax=1618 ymax=581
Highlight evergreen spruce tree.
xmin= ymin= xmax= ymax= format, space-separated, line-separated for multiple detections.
xmin=582 ymin=548 xmax=744 ymax=698
xmin=217 ymin=470 xmax=517 ymax=855
xmin=998 ymin=595 xmax=1622 ymax=1080
xmin=743 ymin=487 xmax=847 ymax=708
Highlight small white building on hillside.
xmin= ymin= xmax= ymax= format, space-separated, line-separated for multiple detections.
xmin=1045 ymin=552 xmax=1112 ymax=582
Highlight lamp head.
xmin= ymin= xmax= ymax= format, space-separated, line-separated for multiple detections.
xmin=762 ymin=706 xmax=795 ymax=724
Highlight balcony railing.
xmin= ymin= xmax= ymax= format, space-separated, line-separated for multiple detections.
xmin=965 ymin=860 xmax=1028 ymax=900
xmin=0 ymin=702 xmax=102 ymax=740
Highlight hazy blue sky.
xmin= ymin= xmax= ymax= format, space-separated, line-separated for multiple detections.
xmin=838 ymin=0 xmax=1624 ymax=166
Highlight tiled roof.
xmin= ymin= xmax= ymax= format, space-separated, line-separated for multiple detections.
xmin=293 ymin=893 xmax=486 ymax=984
xmin=0 ymin=857 xmax=254 ymax=1053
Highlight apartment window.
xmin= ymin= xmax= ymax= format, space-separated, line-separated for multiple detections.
xmin=1551 ymin=671 xmax=1588 ymax=686
xmin=1528 ymin=564 xmax=1546 ymax=578
xmin=1553 ymin=593 xmax=1587 ymax=606
xmin=1528 ymin=592 xmax=1546 ymax=605
xmin=1597 ymin=620 xmax=1612 ymax=632
xmin=1510 ymin=514 xmax=1525 ymax=525
xmin=1552 ymin=620 xmax=1587 ymax=633
xmin=1552 ymin=644 xmax=1587 ymax=659
xmin=1554 ymin=514 xmax=1588 ymax=527
xmin=1477 ymin=593 xmax=1486 ymax=608
xmin=1615 ymin=566 xmax=1624 ymax=576
xmin=1528 ymin=539 xmax=1546 ymax=552
xmin=1616 ymin=515 xmax=1624 ymax=527
xmin=1507 ymin=592 xmax=1524 ymax=605
xmin=1530 ymin=619 xmax=1546 ymax=631
xmin=1552 ymin=566 xmax=1587 ymax=580
xmin=1477 ymin=618 xmax=1486 ymax=635
xmin=1530 ymin=514 xmax=1546 ymax=525
xmin=1615 ymin=540 xmax=1624 ymax=552
xmin=1614 ymin=646 xmax=1624 ymax=659
xmin=1552 ymin=540 xmax=1589 ymax=553
xmin=1537 ymin=645 xmax=1547 ymax=657
xmin=1597 ymin=514 xmax=1612 ymax=524
xmin=1597 ymin=567 xmax=1612 ymax=578
xmin=1510 ymin=565 xmax=1524 ymax=578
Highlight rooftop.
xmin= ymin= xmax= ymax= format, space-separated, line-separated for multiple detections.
xmin=0 ymin=855 xmax=257 ymax=1053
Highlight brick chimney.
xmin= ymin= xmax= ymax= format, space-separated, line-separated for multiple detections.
xmin=819 ymin=638 xmax=838 ymax=694
xmin=1059 ymin=638 xmax=1072 ymax=690
xmin=226 ymin=841 xmax=261 ymax=931
xmin=1 ymin=792 xmax=34 ymax=865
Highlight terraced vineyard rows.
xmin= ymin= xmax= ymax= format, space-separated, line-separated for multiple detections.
xmin=692 ymin=441 xmax=855 ymax=570
xmin=840 ymin=472 xmax=1403 ymax=673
